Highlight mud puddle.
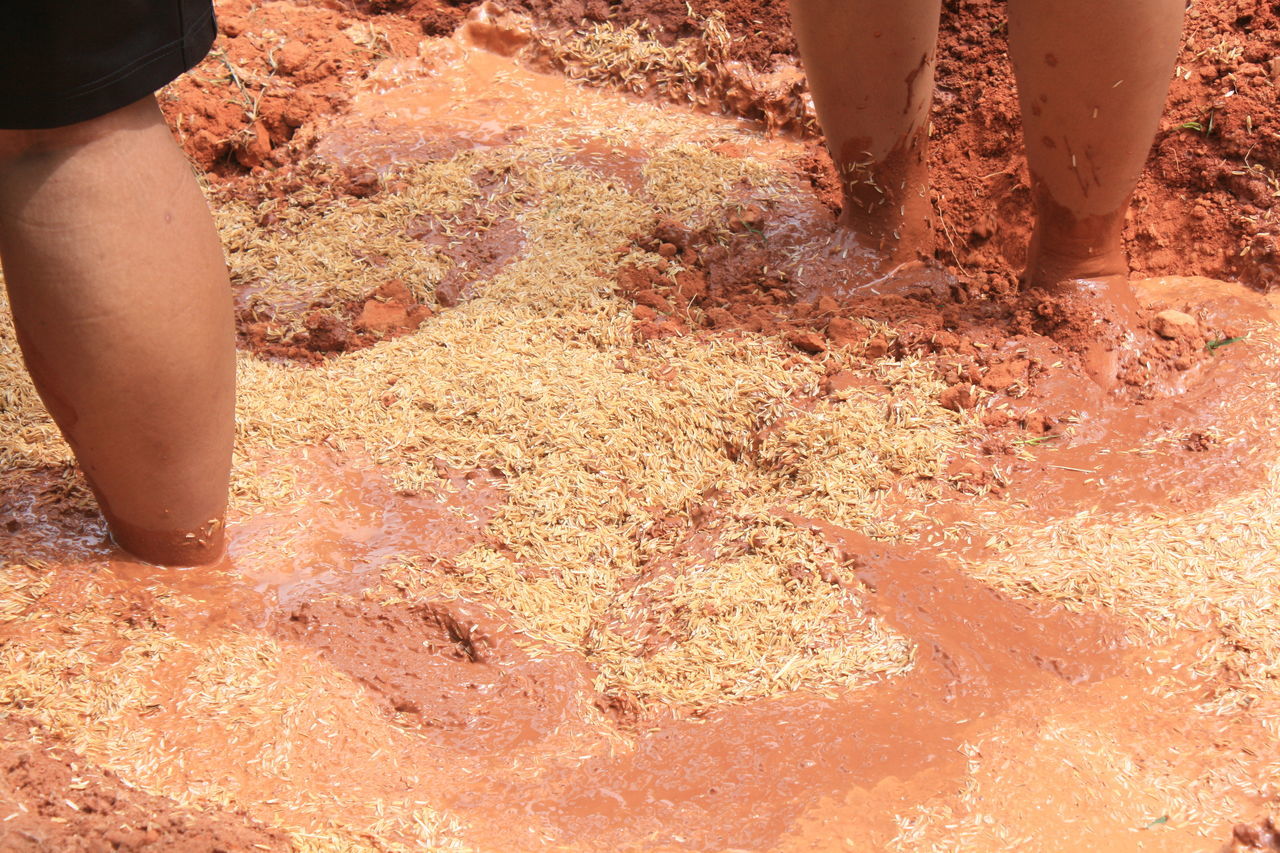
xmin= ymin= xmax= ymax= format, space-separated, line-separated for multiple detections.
xmin=989 ymin=277 xmax=1280 ymax=518
xmin=315 ymin=16 xmax=624 ymax=173
xmin=3 ymin=441 xmax=1263 ymax=850
xmin=90 ymin=446 xmax=1141 ymax=850
xmin=209 ymin=497 xmax=1138 ymax=850
xmin=226 ymin=447 xmax=502 ymax=610
xmin=0 ymin=465 xmax=108 ymax=565
xmin=309 ymin=12 xmax=791 ymax=184
xmin=620 ymin=196 xmax=1280 ymax=525
xmin=273 ymin=595 xmax=596 ymax=753
xmin=3 ymin=448 xmax=504 ymax=633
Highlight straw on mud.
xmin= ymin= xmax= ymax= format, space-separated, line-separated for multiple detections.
xmin=528 ymin=11 xmax=816 ymax=134
xmin=953 ymin=332 xmax=1280 ymax=695
xmin=882 ymin=688 xmax=1280 ymax=852
xmin=532 ymin=16 xmax=718 ymax=99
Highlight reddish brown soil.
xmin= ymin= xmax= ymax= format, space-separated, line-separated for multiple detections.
xmin=162 ymin=0 xmax=426 ymax=173
xmin=0 ymin=718 xmax=286 ymax=852
xmin=239 ymin=276 xmax=434 ymax=362
xmin=1235 ymin=817 xmax=1280 ymax=852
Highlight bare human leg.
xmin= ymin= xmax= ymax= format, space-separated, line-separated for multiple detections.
xmin=789 ymin=0 xmax=942 ymax=264
xmin=1008 ymin=0 xmax=1184 ymax=313
xmin=0 ymin=96 xmax=235 ymax=566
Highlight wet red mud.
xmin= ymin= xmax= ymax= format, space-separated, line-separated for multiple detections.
xmin=4 ymin=0 xmax=1278 ymax=849
xmin=1 ymin=448 xmax=505 ymax=630
xmin=0 ymin=465 xmax=107 ymax=565
xmin=616 ymin=207 xmax=1280 ymax=519
xmin=243 ymin=494 xmax=1139 ymax=850
xmin=6 ymin=446 xmax=1276 ymax=848
xmin=1236 ymin=818 xmax=1280 ymax=852
xmin=0 ymin=718 xmax=287 ymax=852
xmin=225 ymin=448 xmax=505 ymax=610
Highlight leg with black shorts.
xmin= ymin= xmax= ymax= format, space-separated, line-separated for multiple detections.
xmin=0 ymin=2 xmax=235 ymax=565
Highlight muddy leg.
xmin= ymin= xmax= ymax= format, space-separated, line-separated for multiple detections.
xmin=0 ymin=97 xmax=235 ymax=565
xmin=1008 ymin=0 xmax=1184 ymax=312
xmin=789 ymin=0 xmax=941 ymax=263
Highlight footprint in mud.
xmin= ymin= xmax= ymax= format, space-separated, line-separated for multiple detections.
xmin=273 ymin=597 xmax=589 ymax=751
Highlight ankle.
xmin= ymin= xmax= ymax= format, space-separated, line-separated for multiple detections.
xmin=107 ymin=513 xmax=227 ymax=567
xmin=1024 ymin=220 xmax=1127 ymax=288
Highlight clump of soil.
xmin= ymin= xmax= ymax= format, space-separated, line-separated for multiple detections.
xmin=239 ymin=278 xmax=433 ymax=362
xmin=0 ymin=718 xmax=287 ymax=852
xmin=409 ymin=213 xmax=527 ymax=309
xmin=615 ymin=209 xmax=1218 ymax=427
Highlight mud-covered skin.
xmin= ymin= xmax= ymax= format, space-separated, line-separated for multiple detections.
xmin=789 ymin=0 xmax=940 ymax=264
xmin=1009 ymin=0 xmax=1185 ymax=384
xmin=789 ymin=0 xmax=1185 ymax=383
xmin=1008 ymin=0 xmax=1185 ymax=339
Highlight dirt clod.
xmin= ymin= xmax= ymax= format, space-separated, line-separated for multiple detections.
xmin=787 ymin=330 xmax=827 ymax=354
xmin=940 ymin=384 xmax=978 ymax=412
xmin=1152 ymin=308 xmax=1200 ymax=340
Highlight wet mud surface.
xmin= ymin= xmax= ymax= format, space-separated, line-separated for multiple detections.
xmin=462 ymin=525 xmax=1131 ymax=850
xmin=3 ymin=0 xmax=1280 ymax=850
xmin=273 ymin=596 xmax=593 ymax=751
xmin=226 ymin=448 xmax=506 ymax=611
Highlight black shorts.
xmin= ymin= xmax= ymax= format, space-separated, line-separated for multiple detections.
xmin=0 ymin=1 xmax=216 ymax=130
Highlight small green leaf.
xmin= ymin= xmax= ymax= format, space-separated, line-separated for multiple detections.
xmin=1013 ymin=434 xmax=1061 ymax=447
xmin=1145 ymin=815 xmax=1169 ymax=828
xmin=1207 ymin=336 xmax=1244 ymax=352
